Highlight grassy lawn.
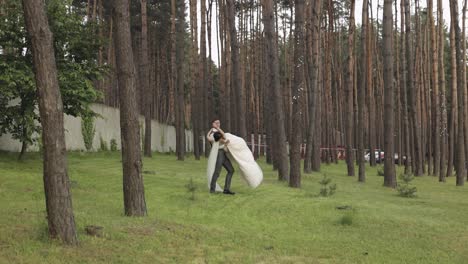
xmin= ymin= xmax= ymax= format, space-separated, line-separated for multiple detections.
xmin=0 ymin=151 xmax=467 ymax=263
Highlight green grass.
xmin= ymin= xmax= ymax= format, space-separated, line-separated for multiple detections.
xmin=0 ymin=152 xmax=467 ymax=263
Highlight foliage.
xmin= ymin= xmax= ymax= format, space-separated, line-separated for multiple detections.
xmin=377 ymin=168 xmax=385 ymax=176
xmin=110 ymin=139 xmax=118 ymax=151
xmin=185 ymin=177 xmax=197 ymax=201
xmin=0 ymin=0 xmax=106 ymax=147
xmin=397 ymin=173 xmax=417 ymax=198
xmin=81 ymin=115 xmax=95 ymax=151
xmin=319 ymin=174 xmax=337 ymax=197
xmin=99 ymin=136 xmax=108 ymax=152
xmin=0 ymin=2 xmax=40 ymax=146
xmin=339 ymin=212 xmax=354 ymax=226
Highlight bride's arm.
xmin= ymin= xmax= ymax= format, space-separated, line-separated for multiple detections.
xmin=206 ymin=129 xmax=215 ymax=143
xmin=215 ymin=127 xmax=226 ymax=138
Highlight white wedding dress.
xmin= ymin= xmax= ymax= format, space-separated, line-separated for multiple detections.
xmin=207 ymin=133 xmax=263 ymax=191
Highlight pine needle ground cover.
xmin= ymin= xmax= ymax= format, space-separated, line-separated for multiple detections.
xmin=0 ymin=152 xmax=467 ymax=263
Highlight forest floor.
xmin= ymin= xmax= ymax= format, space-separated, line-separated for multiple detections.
xmin=0 ymin=151 xmax=467 ymax=264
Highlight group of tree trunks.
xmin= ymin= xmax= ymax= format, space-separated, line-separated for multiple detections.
xmin=18 ymin=0 xmax=468 ymax=245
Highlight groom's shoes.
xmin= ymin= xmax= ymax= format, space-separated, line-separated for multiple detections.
xmin=223 ymin=190 xmax=235 ymax=195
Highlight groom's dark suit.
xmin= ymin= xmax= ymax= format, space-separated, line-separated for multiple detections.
xmin=207 ymin=129 xmax=235 ymax=193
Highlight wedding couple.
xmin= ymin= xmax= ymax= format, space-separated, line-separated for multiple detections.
xmin=206 ymin=119 xmax=263 ymax=195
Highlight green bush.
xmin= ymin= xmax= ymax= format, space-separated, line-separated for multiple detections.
xmin=340 ymin=213 xmax=354 ymax=226
xmin=81 ymin=115 xmax=95 ymax=151
xmin=110 ymin=139 xmax=117 ymax=151
xmin=397 ymin=173 xmax=417 ymax=198
xmin=99 ymin=136 xmax=108 ymax=151
xmin=185 ymin=178 xmax=197 ymax=201
xmin=377 ymin=168 xmax=384 ymax=176
xmin=319 ymin=174 xmax=337 ymax=197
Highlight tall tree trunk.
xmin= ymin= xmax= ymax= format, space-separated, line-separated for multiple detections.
xmin=405 ymin=0 xmax=423 ymax=176
xmin=141 ymin=0 xmax=152 ymax=157
xmin=367 ymin=6 xmax=376 ymax=167
xmin=449 ymin=0 xmax=466 ymax=186
xmin=226 ymin=0 xmax=247 ymax=139
xmin=401 ymin=0 xmax=411 ymax=174
xmin=304 ymin=0 xmax=322 ymax=174
xmin=345 ymin=0 xmax=356 ymax=176
xmin=201 ymin=0 xmax=209 ymax=157
xmin=22 ymin=0 xmax=77 ymax=244
xmin=262 ymin=0 xmax=289 ymax=180
xmin=176 ymin=0 xmax=186 ymax=160
xmin=383 ymin=0 xmax=396 ymax=187
xmin=18 ymin=139 xmax=27 ymax=161
xmin=463 ymin=0 xmax=468 ymax=181
xmin=428 ymin=0 xmax=440 ymax=176
xmin=438 ymin=0 xmax=447 ymax=182
xmin=190 ymin=0 xmax=201 ymax=160
xmin=312 ymin=48 xmax=323 ymax=172
xmin=358 ymin=0 xmax=368 ymax=182
xmin=394 ymin=0 xmax=401 ymax=168
xmin=289 ymin=0 xmax=305 ymax=188
xmin=113 ymin=0 xmax=147 ymax=216
xmin=447 ymin=24 xmax=457 ymax=178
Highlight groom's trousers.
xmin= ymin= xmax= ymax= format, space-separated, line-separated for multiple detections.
xmin=210 ymin=149 xmax=235 ymax=191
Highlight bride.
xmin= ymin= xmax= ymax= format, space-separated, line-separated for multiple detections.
xmin=206 ymin=121 xmax=263 ymax=192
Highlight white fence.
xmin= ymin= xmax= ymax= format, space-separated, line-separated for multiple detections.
xmin=0 ymin=103 xmax=193 ymax=153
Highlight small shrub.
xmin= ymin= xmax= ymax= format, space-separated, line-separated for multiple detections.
xmin=340 ymin=213 xmax=354 ymax=226
xmin=81 ymin=115 xmax=95 ymax=151
xmin=319 ymin=174 xmax=337 ymax=197
xmin=397 ymin=173 xmax=417 ymax=198
xmin=377 ymin=168 xmax=384 ymax=176
xmin=110 ymin=139 xmax=118 ymax=151
xmin=100 ymin=136 xmax=108 ymax=151
xmin=185 ymin=178 xmax=197 ymax=201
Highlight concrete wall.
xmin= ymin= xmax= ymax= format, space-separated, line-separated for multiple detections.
xmin=0 ymin=103 xmax=193 ymax=153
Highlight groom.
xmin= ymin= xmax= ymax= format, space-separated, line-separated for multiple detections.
xmin=207 ymin=119 xmax=235 ymax=195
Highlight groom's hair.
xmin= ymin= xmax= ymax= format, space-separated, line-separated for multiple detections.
xmin=213 ymin=132 xmax=222 ymax=142
xmin=211 ymin=118 xmax=220 ymax=124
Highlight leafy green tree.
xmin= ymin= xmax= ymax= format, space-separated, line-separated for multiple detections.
xmin=0 ymin=0 xmax=106 ymax=158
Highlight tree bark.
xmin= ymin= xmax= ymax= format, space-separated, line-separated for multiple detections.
xmin=428 ymin=0 xmax=440 ymax=176
xmin=201 ymin=0 xmax=210 ymax=157
xmin=358 ymin=0 xmax=368 ymax=182
xmin=22 ymin=0 xmax=77 ymax=244
xmin=141 ymin=0 xmax=152 ymax=157
xmin=113 ymin=0 xmax=147 ymax=216
xmin=345 ymin=0 xmax=356 ymax=176
xmin=383 ymin=0 xmax=396 ymax=187
xmin=400 ymin=0 xmax=411 ymax=174
xmin=405 ymin=0 xmax=423 ymax=176
xmin=462 ymin=0 xmax=468 ymax=181
xmin=447 ymin=24 xmax=457 ymax=178
xmin=289 ymin=0 xmax=305 ymax=188
xmin=438 ymin=0 xmax=447 ymax=182
xmin=190 ymin=0 xmax=201 ymax=160
xmin=304 ymin=0 xmax=322 ymax=174
xmin=226 ymin=0 xmax=247 ymax=139
xmin=175 ymin=0 xmax=186 ymax=160
xmin=449 ymin=0 xmax=466 ymax=186
xmin=262 ymin=0 xmax=289 ymax=181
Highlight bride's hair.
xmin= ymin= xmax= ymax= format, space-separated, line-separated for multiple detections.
xmin=213 ymin=132 xmax=222 ymax=142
